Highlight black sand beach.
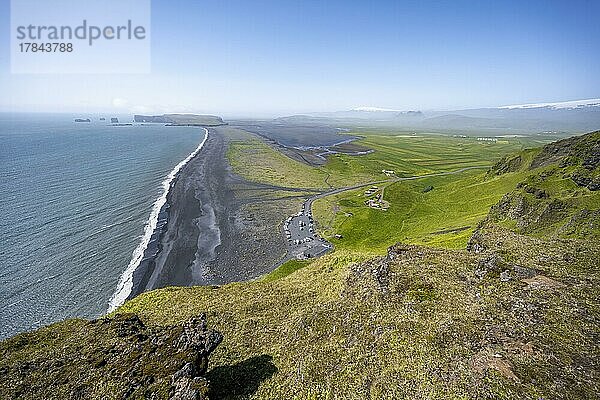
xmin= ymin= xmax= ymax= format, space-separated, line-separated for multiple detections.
xmin=127 ymin=126 xmax=316 ymax=299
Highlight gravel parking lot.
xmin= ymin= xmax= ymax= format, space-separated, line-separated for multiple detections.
xmin=283 ymin=200 xmax=331 ymax=260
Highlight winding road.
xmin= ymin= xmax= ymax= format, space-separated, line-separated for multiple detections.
xmin=282 ymin=165 xmax=491 ymax=261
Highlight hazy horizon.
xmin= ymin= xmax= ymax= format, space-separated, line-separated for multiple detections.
xmin=2 ymin=97 xmax=600 ymax=121
xmin=1 ymin=0 xmax=599 ymax=117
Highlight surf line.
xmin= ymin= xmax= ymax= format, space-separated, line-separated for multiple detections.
xmin=107 ymin=127 xmax=209 ymax=312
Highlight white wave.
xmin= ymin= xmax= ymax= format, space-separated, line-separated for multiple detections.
xmin=107 ymin=128 xmax=209 ymax=312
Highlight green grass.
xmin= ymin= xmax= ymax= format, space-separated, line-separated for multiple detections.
xmin=489 ymin=164 xmax=600 ymax=238
xmin=3 ymin=131 xmax=599 ymax=399
xmin=227 ymin=130 xmax=545 ymax=254
xmin=313 ymin=169 xmax=527 ymax=252
xmin=261 ymin=259 xmax=312 ymax=282
xmin=320 ymin=133 xmax=540 ymax=187
xmin=4 ymin=227 xmax=598 ymax=399
xmin=227 ymin=130 xmax=544 ymax=191
xmin=227 ymin=138 xmax=329 ymax=189
xmin=112 ymin=231 xmax=599 ymax=400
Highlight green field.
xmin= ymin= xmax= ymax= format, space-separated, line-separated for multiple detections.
xmin=313 ymin=169 xmax=527 ymax=252
xmin=321 ymin=133 xmax=537 ymax=187
xmin=227 ymin=131 xmax=544 ymax=190
xmin=228 ymin=129 xmax=547 ymax=254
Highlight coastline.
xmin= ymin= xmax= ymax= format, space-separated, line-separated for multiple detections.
xmin=112 ymin=126 xmax=314 ymax=306
xmin=130 ymin=129 xmax=231 ymax=294
xmin=107 ymin=128 xmax=209 ymax=312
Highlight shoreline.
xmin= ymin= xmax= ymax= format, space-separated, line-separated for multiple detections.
xmin=109 ymin=125 xmax=342 ymax=312
xmin=107 ymin=128 xmax=209 ymax=312
xmin=116 ymin=126 xmax=313 ymax=303
xmin=132 ymin=128 xmax=233 ymax=292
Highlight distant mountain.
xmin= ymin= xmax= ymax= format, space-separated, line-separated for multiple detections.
xmin=307 ymin=108 xmax=425 ymax=122
xmin=499 ymin=98 xmax=600 ymax=110
xmin=351 ymin=106 xmax=402 ymax=112
xmin=420 ymin=114 xmax=507 ymax=130
xmin=351 ymin=107 xmax=423 ymax=117
xmin=443 ymin=102 xmax=600 ymax=133
xmin=291 ymin=99 xmax=600 ymax=134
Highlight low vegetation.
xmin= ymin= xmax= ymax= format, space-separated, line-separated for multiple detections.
xmin=227 ymin=133 xmax=329 ymax=189
xmin=322 ymin=133 xmax=534 ymax=187
xmin=0 ymin=314 xmax=223 ymax=399
xmin=313 ymin=169 xmax=525 ymax=251
xmin=227 ymin=130 xmax=543 ymax=190
xmin=260 ymin=259 xmax=312 ymax=283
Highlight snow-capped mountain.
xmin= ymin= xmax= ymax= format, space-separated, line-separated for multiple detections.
xmin=285 ymin=99 xmax=600 ymax=134
xmin=351 ymin=106 xmax=402 ymax=112
xmin=500 ymin=99 xmax=600 ymax=110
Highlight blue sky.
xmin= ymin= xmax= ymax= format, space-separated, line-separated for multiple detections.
xmin=0 ymin=0 xmax=599 ymax=116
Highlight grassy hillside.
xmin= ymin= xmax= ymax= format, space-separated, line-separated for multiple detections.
xmin=118 ymin=226 xmax=600 ymax=399
xmin=313 ymin=133 xmax=600 ymax=252
xmin=3 ymin=222 xmax=596 ymax=399
xmin=487 ymin=131 xmax=600 ymax=238
xmin=313 ymin=169 xmax=525 ymax=251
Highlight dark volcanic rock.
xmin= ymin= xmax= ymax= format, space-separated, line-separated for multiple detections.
xmin=571 ymin=171 xmax=600 ymax=191
xmin=467 ymin=227 xmax=487 ymax=253
xmin=178 ymin=315 xmax=224 ymax=376
xmin=520 ymin=184 xmax=550 ymax=199
xmin=489 ymin=155 xmax=523 ymax=176
xmin=512 ymin=265 xmax=539 ymax=279
xmin=0 ymin=314 xmax=222 ymax=400
xmin=474 ymin=252 xmax=507 ymax=279
xmin=530 ymin=130 xmax=599 ymax=172
xmin=171 ymin=363 xmax=210 ymax=400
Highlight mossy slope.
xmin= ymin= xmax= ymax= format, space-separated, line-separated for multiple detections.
xmin=488 ymin=131 xmax=600 ymax=237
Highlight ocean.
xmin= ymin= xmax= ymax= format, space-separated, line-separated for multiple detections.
xmin=0 ymin=113 xmax=205 ymax=339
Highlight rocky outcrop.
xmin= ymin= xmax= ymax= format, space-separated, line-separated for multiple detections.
xmin=171 ymin=362 xmax=209 ymax=400
xmin=570 ymin=171 xmax=600 ymax=191
xmin=488 ymin=154 xmax=523 ymax=176
xmin=530 ymin=131 xmax=600 ymax=170
xmin=177 ymin=315 xmax=223 ymax=376
xmin=477 ymin=133 xmax=600 ymax=238
xmin=0 ymin=313 xmax=222 ymax=400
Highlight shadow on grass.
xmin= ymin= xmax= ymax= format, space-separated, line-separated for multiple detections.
xmin=207 ymin=354 xmax=278 ymax=399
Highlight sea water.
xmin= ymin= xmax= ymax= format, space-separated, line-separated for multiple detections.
xmin=0 ymin=113 xmax=205 ymax=339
